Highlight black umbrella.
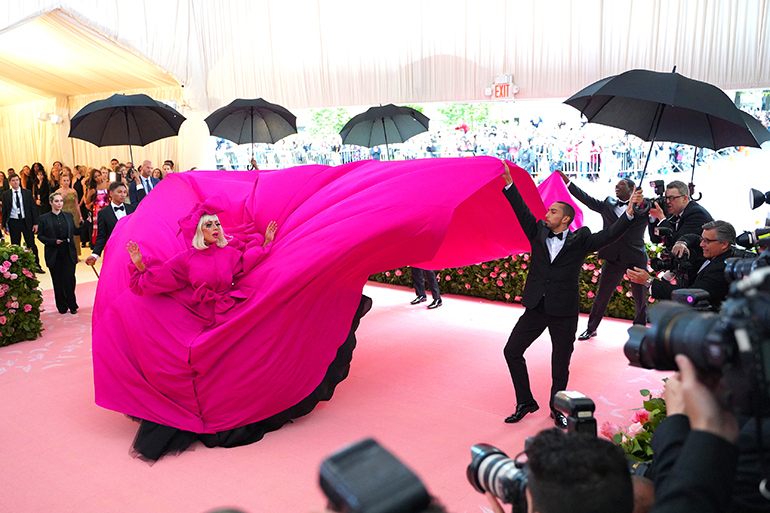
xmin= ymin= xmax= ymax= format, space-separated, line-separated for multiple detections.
xmin=204 ymin=98 xmax=297 ymax=167
xmin=741 ymin=111 xmax=770 ymax=146
xmin=564 ymin=68 xmax=764 ymax=185
xmin=69 ymin=93 xmax=186 ymax=164
xmin=339 ymin=104 xmax=430 ymax=159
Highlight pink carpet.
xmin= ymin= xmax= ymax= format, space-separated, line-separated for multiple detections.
xmin=0 ymin=280 xmax=669 ymax=513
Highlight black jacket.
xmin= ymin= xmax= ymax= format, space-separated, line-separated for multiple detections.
xmin=92 ymin=203 xmax=137 ymax=257
xmin=649 ymin=200 xmax=713 ymax=250
xmin=37 ymin=211 xmax=81 ymax=267
xmin=1 ymin=187 xmax=39 ymax=232
xmin=503 ymin=183 xmax=635 ymax=316
xmin=650 ymin=246 xmax=735 ymax=310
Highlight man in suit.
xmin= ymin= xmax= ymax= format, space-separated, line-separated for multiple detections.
xmin=128 ymin=160 xmax=160 ymax=204
xmin=628 ymin=220 xmax=736 ymax=311
xmin=557 ymin=172 xmax=650 ymax=340
xmin=501 ymin=164 xmax=642 ymax=427
xmin=409 ymin=267 xmax=442 ymax=309
xmin=37 ymin=192 xmax=82 ymax=314
xmin=86 ymin=182 xmax=136 ymax=266
xmin=2 ymin=173 xmax=42 ymax=271
xmin=648 ymin=180 xmax=712 ymax=252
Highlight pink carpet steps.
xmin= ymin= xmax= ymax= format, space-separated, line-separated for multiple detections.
xmin=0 ymin=280 xmax=669 ymax=513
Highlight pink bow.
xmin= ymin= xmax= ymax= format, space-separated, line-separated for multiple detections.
xmin=177 ymin=197 xmax=225 ymax=246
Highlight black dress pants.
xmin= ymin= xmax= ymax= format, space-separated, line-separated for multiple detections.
xmin=586 ymin=259 xmax=647 ymax=331
xmin=49 ymin=246 xmax=78 ymax=313
xmin=410 ymin=267 xmax=440 ymax=300
xmin=8 ymin=218 xmax=41 ymax=267
xmin=504 ymin=299 xmax=578 ymax=410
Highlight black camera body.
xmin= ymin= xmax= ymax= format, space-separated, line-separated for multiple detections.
xmin=649 ymin=244 xmax=694 ymax=285
xmin=625 ymin=258 xmax=770 ymax=416
xmin=467 ymin=393 xmax=597 ymax=512
xmin=635 ymin=179 xmax=669 ymax=216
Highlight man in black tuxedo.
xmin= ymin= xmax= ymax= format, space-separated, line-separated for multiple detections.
xmin=628 ymin=220 xmax=736 ymax=311
xmin=501 ymin=164 xmax=642 ymax=427
xmin=1 ymin=173 xmax=42 ymax=271
xmin=86 ymin=182 xmax=136 ymax=266
xmin=37 ymin=192 xmax=82 ymax=314
xmin=128 ymin=160 xmax=160 ymax=204
xmin=557 ymin=172 xmax=650 ymax=340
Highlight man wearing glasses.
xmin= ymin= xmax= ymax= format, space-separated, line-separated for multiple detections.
xmin=627 ymin=220 xmax=736 ymax=310
xmin=648 ymin=180 xmax=713 ymax=252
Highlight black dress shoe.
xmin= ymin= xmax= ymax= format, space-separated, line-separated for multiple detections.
xmin=578 ymin=329 xmax=597 ymax=341
xmin=427 ymin=298 xmax=442 ymax=309
xmin=36 ymin=268 xmax=46 ymax=274
xmin=551 ymin=410 xmax=568 ymax=429
xmin=504 ymin=400 xmax=539 ymax=423
xmin=410 ymin=295 xmax=427 ymax=305
xmin=70 ymin=309 xmax=78 ymax=315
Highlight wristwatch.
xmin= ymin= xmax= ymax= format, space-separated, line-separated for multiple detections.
xmin=644 ymin=277 xmax=654 ymax=288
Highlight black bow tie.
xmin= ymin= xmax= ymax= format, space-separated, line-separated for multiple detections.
xmin=617 ymin=200 xmax=629 ymax=206
xmin=548 ymin=231 xmax=564 ymax=240
xmin=114 ymin=205 xmax=124 ymax=211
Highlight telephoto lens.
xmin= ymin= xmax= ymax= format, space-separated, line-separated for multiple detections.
xmin=467 ymin=443 xmax=528 ymax=513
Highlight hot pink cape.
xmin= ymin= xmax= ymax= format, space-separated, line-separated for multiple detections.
xmin=92 ymin=157 xmax=548 ymax=433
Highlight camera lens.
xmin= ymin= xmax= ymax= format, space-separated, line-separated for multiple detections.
xmin=624 ymin=302 xmax=722 ymax=371
xmin=724 ymin=256 xmax=768 ymax=282
xmin=467 ymin=444 xmax=527 ymax=506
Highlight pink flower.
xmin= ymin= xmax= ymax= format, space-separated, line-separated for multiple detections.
xmin=505 ymin=293 xmax=511 ymax=299
xmin=494 ymin=266 xmax=500 ymax=272
xmin=631 ymin=410 xmax=650 ymax=424
xmin=8 ymin=309 xmax=15 ymax=314
xmin=11 ymin=301 xmax=19 ymax=309
xmin=616 ymin=286 xmax=623 ymax=292
xmin=623 ymin=274 xmax=629 ymax=280
xmin=627 ymin=422 xmax=645 ymax=437
xmin=582 ymin=264 xmax=589 ymax=270
xmin=9 ymin=273 xmax=17 ymax=280
xmin=521 ymin=264 xmax=527 ymax=269
xmin=500 ymin=273 xmax=507 ymax=278
xmin=385 ymin=271 xmax=391 ymax=277
xmin=496 ymin=279 xmax=504 ymax=286
xmin=483 ymin=277 xmax=488 ymax=284
xmin=594 ymin=270 xmax=600 ymax=276
xmin=465 ymin=283 xmax=471 ymax=289
xmin=591 ymin=276 xmax=598 ymax=283
xmin=24 ymin=304 xmax=32 ymax=312
xmin=0 ymin=290 xmax=4 ymax=297
xmin=670 ymin=278 xmax=677 ymax=285
xmin=587 ymin=264 xmax=595 ymax=270
xmin=511 ymin=256 xmax=518 ymax=262
xmin=1 ymin=261 xmax=10 ymax=269
xmin=523 ymin=254 xmax=530 ymax=261
xmin=600 ymin=421 xmax=622 ymax=439
xmin=625 ymin=291 xmax=632 ymax=297
xmin=2 ymin=272 xmax=9 ymax=279
xmin=648 ymin=296 xmax=655 ymax=303
xmin=514 ymin=296 xmax=521 ymax=302
xmin=490 ymin=272 xmax=498 ymax=278
xmin=5 ymin=301 xmax=10 ymax=308
xmin=445 ymin=275 xmax=451 ymax=281
xmin=10 ymin=254 xmax=18 ymax=262
xmin=587 ymin=291 xmax=594 ymax=298
xmin=0 ymin=316 xmax=5 ymax=325
xmin=504 ymin=263 xmax=509 ymax=268
xmin=457 ymin=269 xmax=463 ymax=275
xmin=395 ymin=270 xmax=402 ymax=276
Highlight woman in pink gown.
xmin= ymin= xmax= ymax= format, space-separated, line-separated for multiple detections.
xmin=91 ymin=157 xmax=550 ymax=460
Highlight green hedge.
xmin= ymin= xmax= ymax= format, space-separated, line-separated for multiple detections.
xmin=370 ymin=245 xmax=664 ymax=320
xmin=0 ymin=242 xmax=44 ymax=346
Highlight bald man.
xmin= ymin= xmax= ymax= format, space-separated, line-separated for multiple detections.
xmin=128 ymin=160 xmax=160 ymax=204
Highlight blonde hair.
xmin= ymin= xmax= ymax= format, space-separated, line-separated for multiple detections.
xmin=192 ymin=214 xmax=228 ymax=250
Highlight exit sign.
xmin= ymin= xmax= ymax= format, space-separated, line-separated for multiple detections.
xmin=493 ymin=83 xmax=514 ymax=99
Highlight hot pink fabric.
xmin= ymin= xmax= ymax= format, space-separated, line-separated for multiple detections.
xmin=536 ymin=171 xmax=585 ymax=230
xmin=92 ymin=157 xmax=545 ymax=433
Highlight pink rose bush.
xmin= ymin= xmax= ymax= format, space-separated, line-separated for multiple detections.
xmin=0 ymin=241 xmax=43 ymax=346
xmin=603 ymin=386 xmax=668 ymax=463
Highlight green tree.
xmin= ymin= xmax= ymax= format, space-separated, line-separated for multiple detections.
xmin=437 ymin=103 xmax=490 ymax=131
xmin=308 ymin=107 xmax=350 ymax=138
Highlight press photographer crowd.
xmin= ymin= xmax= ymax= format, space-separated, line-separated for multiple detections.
xmin=205 ymin=174 xmax=770 ymax=513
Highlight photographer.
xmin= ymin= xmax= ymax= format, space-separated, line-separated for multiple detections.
xmin=648 ymin=355 xmax=740 ymax=513
xmin=628 ymin=220 xmax=737 ymax=310
xmin=483 ymin=429 xmax=634 ymax=513
xmin=648 ymin=180 xmax=713 ymax=252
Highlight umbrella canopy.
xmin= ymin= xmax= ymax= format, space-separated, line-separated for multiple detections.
xmin=69 ymin=93 xmax=186 ymax=148
xmin=204 ymin=98 xmax=297 ymax=145
xmin=741 ymin=111 xmax=770 ymax=146
xmin=339 ymin=104 xmax=430 ymax=149
xmin=564 ymin=68 xmax=763 ymax=151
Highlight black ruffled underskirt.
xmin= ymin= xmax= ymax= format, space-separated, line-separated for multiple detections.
xmin=131 ymin=294 xmax=373 ymax=461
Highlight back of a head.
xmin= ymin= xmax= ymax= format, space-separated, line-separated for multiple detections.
xmin=526 ymin=429 xmax=633 ymax=513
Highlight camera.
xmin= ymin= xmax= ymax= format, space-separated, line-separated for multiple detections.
xmin=634 ymin=179 xmax=668 ymax=216
xmin=649 ymin=243 xmax=694 ymax=284
xmin=319 ymin=438 xmax=432 ymax=513
xmin=736 ymin=228 xmax=770 ymax=249
xmin=625 ymin=259 xmax=770 ymax=415
xmin=467 ymin=392 xmax=596 ymax=512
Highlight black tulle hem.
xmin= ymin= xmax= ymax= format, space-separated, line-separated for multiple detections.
xmin=131 ymin=294 xmax=373 ymax=461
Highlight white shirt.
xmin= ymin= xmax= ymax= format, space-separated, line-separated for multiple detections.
xmin=546 ymin=232 xmax=567 ymax=262
xmin=9 ymin=186 xmax=24 ymax=219
xmin=111 ymin=202 xmax=127 ymax=221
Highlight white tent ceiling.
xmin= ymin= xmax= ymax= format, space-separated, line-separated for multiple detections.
xmin=0 ymin=0 xmax=768 ymax=170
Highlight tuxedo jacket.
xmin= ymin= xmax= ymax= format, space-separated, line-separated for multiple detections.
xmin=568 ymin=182 xmax=649 ymax=267
xmin=37 ymin=211 xmax=81 ymax=266
xmin=2 ymin=187 xmax=39 ymax=232
xmin=504 ymin=184 xmax=634 ymax=317
xmin=649 ymin=200 xmax=713 ymax=250
xmin=651 ymin=246 xmax=735 ymax=310
xmin=92 ymin=203 xmax=137 ymax=257
xmin=128 ymin=176 xmax=160 ymax=204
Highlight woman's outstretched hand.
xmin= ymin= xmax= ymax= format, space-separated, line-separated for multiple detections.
xmin=126 ymin=240 xmax=146 ymax=271
xmin=264 ymin=221 xmax=278 ymax=246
